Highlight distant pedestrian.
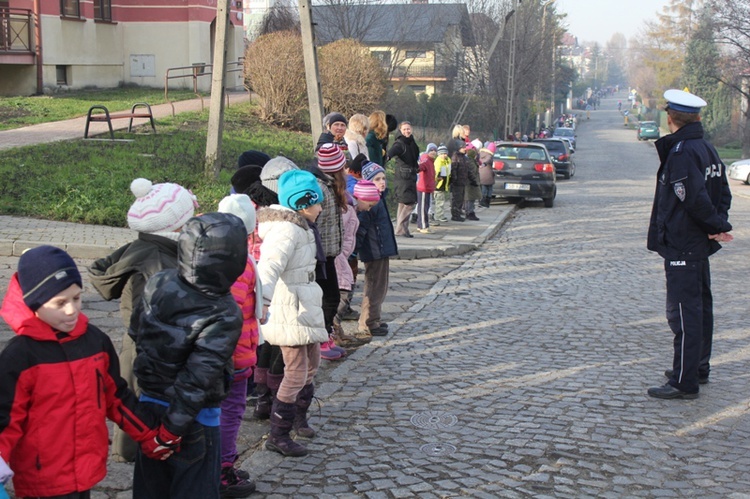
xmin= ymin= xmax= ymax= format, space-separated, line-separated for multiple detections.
xmin=646 ymin=89 xmax=733 ymax=400
xmin=356 ymin=162 xmax=398 ymax=338
xmin=344 ymin=113 xmax=370 ymax=160
xmin=478 ymin=142 xmax=496 ymax=207
xmin=433 ymin=144 xmax=451 ymax=223
xmin=416 ymin=143 xmax=438 ymax=232
xmin=387 ymin=121 xmax=421 ymax=238
xmin=316 ymin=113 xmax=348 ymax=153
xmin=366 ymin=110 xmax=389 ymax=166
xmin=449 ymin=139 xmax=470 ymax=222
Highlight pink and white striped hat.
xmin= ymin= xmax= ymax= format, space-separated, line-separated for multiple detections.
xmin=316 ymin=143 xmax=347 ymax=173
xmin=127 ymin=178 xmax=198 ymax=233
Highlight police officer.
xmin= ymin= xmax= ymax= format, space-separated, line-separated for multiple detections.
xmin=647 ymin=89 xmax=733 ymax=399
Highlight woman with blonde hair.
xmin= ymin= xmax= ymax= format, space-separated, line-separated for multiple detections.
xmin=345 ymin=114 xmax=370 ymax=160
xmin=366 ymin=110 xmax=389 ymax=166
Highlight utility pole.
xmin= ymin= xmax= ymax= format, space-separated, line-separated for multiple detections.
xmin=503 ymin=1 xmax=520 ymax=139
xmin=204 ymin=0 xmax=231 ymax=179
xmin=299 ymin=0 xmax=324 ymax=143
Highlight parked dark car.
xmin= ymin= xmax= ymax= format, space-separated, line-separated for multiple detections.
xmin=533 ymin=138 xmax=575 ymax=179
xmin=492 ymin=142 xmax=556 ymax=207
xmin=552 ymin=126 xmax=576 ymax=150
xmin=636 ymin=121 xmax=660 ymax=140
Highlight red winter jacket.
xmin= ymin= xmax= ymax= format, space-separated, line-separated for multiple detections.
xmin=417 ymin=153 xmax=437 ymax=193
xmin=0 ymin=275 xmax=157 ymax=498
xmin=229 ymin=253 xmax=260 ymax=379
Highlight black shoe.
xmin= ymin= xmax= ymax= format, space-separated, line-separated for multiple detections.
xmin=220 ymin=466 xmax=256 ymax=498
xmin=410 ymin=214 xmax=418 ymax=223
xmin=359 ymin=325 xmax=388 ymax=336
xmin=380 ymin=322 xmax=389 ymax=329
xmin=664 ymin=369 xmax=708 ymax=384
xmin=647 ymin=383 xmax=699 ymax=399
xmin=398 ymin=233 xmax=414 ymax=238
xmin=451 ymin=216 xmax=465 ymax=222
xmin=466 ymin=213 xmax=479 ymax=221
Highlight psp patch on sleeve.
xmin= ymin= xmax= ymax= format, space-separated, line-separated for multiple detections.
xmin=674 ymin=181 xmax=686 ymax=202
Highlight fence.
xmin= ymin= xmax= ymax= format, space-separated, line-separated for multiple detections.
xmin=163 ymin=59 xmax=246 ymax=116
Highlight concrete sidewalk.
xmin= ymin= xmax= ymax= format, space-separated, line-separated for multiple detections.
xmin=0 ymin=202 xmax=516 ymax=260
xmin=0 ymin=91 xmax=251 ymax=150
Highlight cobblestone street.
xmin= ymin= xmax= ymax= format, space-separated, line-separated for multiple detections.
xmin=244 ymin=100 xmax=750 ymax=497
xmin=3 ymin=95 xmax=750 ymax=497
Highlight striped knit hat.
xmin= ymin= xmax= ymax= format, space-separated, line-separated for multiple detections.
xmin=127 ymin=178 xmax=198 ymax=234
xmin=316 ymin=143 xmax=347 ymax=173
xmin=353 ymin=180 xmax=381 ymax=202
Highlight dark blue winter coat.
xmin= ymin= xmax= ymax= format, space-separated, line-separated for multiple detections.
xmin=356 ymin=192 xmax=398 ymax=263
xmin=647 ymin=121 xmax=732 ymax=260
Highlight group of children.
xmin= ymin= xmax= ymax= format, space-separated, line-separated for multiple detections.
xmin=0 ymin=132 xmax=398 ymax=497
xmin=0 ymin=110 xmax=503 ymax=498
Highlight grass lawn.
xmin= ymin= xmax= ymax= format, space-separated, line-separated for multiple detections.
xmin=0 ymin=101 xmax=315 ymax=226
xmin=716 ymin=147 xmax=743 ymax=164
xmin=0 ymin=86 xmax=206 ymax=131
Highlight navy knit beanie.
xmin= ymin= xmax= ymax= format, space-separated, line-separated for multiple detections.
xmin=17 ymin=245 xmax=82 ymax=311
xmin=237 ymin=150 xmax=271 ymax=169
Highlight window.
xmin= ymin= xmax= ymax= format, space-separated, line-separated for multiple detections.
xmin=371 ymin=50 xmax=391 ymax=66
xmin=60 ymin=0 xmax=80 ymax=17
xmin=94 ymin=0 xmax=112 ymax=21
xmin=409 ymin=85 xmax=426 ymax=93
xmin=56 ymin=65 xmax=69 ymax=85
xmin=405 ymin=50 xmax=426 ymax=59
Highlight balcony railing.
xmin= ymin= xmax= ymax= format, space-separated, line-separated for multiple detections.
xmin=386 ymin=64 xmax=457 ymax=80
xmin=0 ymin=8 xmax=33 ymax=53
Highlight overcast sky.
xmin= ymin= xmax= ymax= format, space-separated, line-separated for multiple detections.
xmin=555 ymin=0 xmax=671 ymax=46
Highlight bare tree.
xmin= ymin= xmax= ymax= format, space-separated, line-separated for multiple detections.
xmin=258 ymin=0 xmax=300 ymax=36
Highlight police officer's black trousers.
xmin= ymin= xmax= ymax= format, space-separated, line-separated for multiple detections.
xmin=664 ymin=258 xmax=712 ymax=393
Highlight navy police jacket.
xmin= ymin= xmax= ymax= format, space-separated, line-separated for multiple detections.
xmin=647 ymin=121 xmax=732 ymax=260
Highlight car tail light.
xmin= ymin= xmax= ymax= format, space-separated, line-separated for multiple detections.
xmin=534 ymin=163 xmax=554 ymax=173
xmin=493 ymin=160 xmax=505 ymax=171
xmin=558 ymin=154 xmax=568 ymax=161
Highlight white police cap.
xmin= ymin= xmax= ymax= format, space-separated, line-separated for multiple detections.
xmin=664 ymin=89 xmax=707 ymax=113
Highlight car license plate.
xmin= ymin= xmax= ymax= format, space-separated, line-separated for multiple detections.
xmin=505 ymin=183 xmax=530 ymax=191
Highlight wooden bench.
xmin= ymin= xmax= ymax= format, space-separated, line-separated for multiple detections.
xmin=84 ymin=102 xmax=156 ymax=139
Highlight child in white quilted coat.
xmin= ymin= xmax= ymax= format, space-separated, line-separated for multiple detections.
xmin=257 ymin=169 xmax=328 ymax=458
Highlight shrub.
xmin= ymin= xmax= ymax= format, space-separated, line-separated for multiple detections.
xmin=244 ymin=31 xmax=308 ymax=128
xmin=318 ymin=39 xmax=387 ymax=117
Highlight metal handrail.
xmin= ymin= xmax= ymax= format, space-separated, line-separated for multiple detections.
xmin=164 ymin=59 xmax=246 ymax=116
xmin=0 ymin=7 xmax=33 ymax=53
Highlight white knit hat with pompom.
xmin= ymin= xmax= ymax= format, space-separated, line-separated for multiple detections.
xmin=126 ymin=178 xmax=198 ymax=233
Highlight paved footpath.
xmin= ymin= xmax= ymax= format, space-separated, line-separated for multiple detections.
xmin=0 ymin=91 xmax=251 ymax=150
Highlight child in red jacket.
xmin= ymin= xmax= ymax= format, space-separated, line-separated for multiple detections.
xmin=0 ymin=246 xmax=173 ymax=499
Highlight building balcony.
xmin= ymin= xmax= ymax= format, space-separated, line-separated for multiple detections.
xmin=386 ymin=64 xmax=456 ymax=80
xmin=0 ymin=8 xmax=35 ymax=64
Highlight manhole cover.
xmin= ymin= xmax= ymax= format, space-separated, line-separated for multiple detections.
xmin=420 ymin=443 xmax=457 ymax=456
xmin=410 ymin=411 xmax=458 ymax=429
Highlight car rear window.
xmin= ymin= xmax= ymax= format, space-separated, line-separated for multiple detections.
xmin=537 ymin=141 xmax=564 ymax=153
xmin=495 ymin=146 xmax=547 ymax=160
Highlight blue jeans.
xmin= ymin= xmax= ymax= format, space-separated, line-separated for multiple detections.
xmin=133 ymin=403 xmax=221 ymax=499
xmin=481 ymin=184 xmax=493 ymax=199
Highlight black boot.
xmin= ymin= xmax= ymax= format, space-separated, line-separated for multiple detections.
xmin=294 ymin=384 xmax=316 ymax=439
xmin=256 ymin=372 xmax=283 ymax=420
xmin=266 ymin=398 xmax=308 ymax=457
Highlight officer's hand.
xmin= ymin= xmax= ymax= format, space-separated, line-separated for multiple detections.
xmin=709 ymin=232 xmax=734 ymax=242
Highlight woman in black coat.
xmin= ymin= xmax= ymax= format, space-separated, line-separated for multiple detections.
xmin=387 ymin=121 xmax=420 ymax=238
